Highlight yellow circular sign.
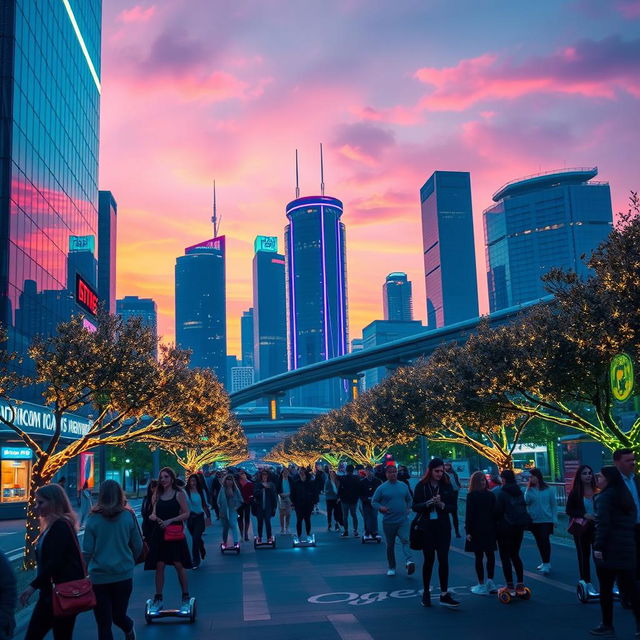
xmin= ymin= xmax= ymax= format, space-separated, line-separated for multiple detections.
xmin=610 ymin=353 xmax=634 ymax=402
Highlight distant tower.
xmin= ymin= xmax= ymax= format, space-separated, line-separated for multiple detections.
xmin=98 ymin=191 xmax=117 ymax=313
xmin=383 ymin=272 xmax=413 ymax=322
xmin=241 ymin=308 xmax=254 ymax=368
xmin=117 ymin=296 xmax=158 ymax=358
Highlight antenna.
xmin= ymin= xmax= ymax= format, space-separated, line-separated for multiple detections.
xmin=211 ymin=180 xmax=221 ymax=237
xmin=295 ymin=149 xmax=300 ymax=199
xmin=320 ymin=143 xmax=325 ymax=196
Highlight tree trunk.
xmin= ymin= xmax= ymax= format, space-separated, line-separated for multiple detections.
xmin=23 ymin=464 xmax=53 ymax=569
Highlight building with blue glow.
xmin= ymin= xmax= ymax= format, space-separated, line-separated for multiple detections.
xmin=98 ymin=191 xmax=117 ymax=313
xmin=175 ymin=236 xmax=227 ymax=385
xmin=383 ymin=272 xmax=413 ymax=322
xmin=420 ymin=171 xmax=479 ymax=328
xmin=484 ymin=167 xmax=613 ymax=312
xmin=116 ymin=295 xmax=157 ymax=357
xmin=241 ymin=308 xmax=254 ymax=368
xmin=252 ymin=236 xmax=287 ymax=382
xmin=285 ymin=196 xmax=348 ymax=407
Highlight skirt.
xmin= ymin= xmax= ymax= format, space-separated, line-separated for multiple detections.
xmin=144 ymin=526 xmax=193 ymax=570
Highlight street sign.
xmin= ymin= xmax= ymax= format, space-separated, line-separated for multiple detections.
xmin=610 ymin=353 xmax=634 ymax=402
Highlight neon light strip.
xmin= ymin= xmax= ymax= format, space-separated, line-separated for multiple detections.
xmin=61 ymin=0 xmax=101 ymax=93
xmin=286 ymin=201 xmax=339 ymax=215
xmin=287 ymin=224 xmax=298 ymax=369
xmin=320 ymin=206 xmax=330 ymax=360
xmin=336 ymin=219 xmax=346 ymax=355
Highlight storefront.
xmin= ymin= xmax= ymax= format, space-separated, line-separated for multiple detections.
xmin=0 ymin=399 xmax=91 ymax=519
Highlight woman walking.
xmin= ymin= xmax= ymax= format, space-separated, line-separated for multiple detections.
xmin=525 ymin=467 xmax=557 ymax=574
xmin=292 ymin=467 xmax=316 ymax=541
xmin=324 ymin=469 xmax=343 ymax=532
xmin=82 ymin=480 xmax=142 ymax=640
xmin=79 ymin=481 xmax=92 ymax=529
xmin=276 ymin=467 xmax=293 ymax=534
xmin=566 ymin=465 xmax=597 ymax=595
xmin=412 ymin=458 xmax=459 ymax=608
xmin=236 ymin=470 xmax=254 ymax=542
xmin=218 ymin=474 xmax=243 ymax=547
xmin=141 ymin=480 xmax=158 ymax=543
xmin=185 ymin=474 xmax=210 ymax=569
xmin=20 ymin=484 xmax=85 ymax=640
xmin=465 ymin=471 xmax=498 ymax=595
xmin=590 ymin=466 xmax=640 ymax=637
xmin=253 ymin=469 xmax=278 ymax=542
xmin=144 ymin=467 xmax=192 ymax=613
xmin=494 ymin=469 xmax=531 ymax=597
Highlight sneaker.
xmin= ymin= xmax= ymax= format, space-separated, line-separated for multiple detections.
xmin=485 ymin=579 xmax=498 ymax=594
xmin=471 ymin=583 xmax=488 ymax=595
xmin=536 ymin=563 xmax=544 ymax=571
xmin=125 ymin=625 xmax=136 ymax=640
xmin=354 ymin=531 xmax=359 ymax=537
xmin=439 ymin=592 xmax=460 ymax=608
xmin=406 ymin=561 xmax=416 ymax=576
xmin=540 ymin=563 xmax=550 ymax=575
xmin=387 ymin=568 xmax=396 ymax=576
xmin=192 ymin=562 xmax=200 ymax=570
xmin=334 ymin=523 xmax=340 ymax=531
xmin=590 ymin=624 xmax=615 ymax=636
xmin=341 ymin=531 xmax=349 ymax=537
xmin=421 ymin=591 xmax=431 ymax=607
xmin=150 ymin=596 xmax=163 ymax=613
xmin=587 ymin=583 xmax=599 ymax=597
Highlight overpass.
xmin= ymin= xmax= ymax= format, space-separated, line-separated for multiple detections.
xmin=230 ymin=297 xmax=550 ymax=409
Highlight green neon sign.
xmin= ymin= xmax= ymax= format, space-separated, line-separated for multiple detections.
xmin=610 ymin=353 xmax=634 ymax=402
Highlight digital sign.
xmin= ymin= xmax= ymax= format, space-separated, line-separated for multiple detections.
xmin=69 ymin=235 xmax=95 ymax=254
xmin=1 ymin=447 xmax=32 ymax=460
xmin=76 ymin=274 xmax=98 ymax=316
xmin=254 ymin=236 xmax=278 ymax=253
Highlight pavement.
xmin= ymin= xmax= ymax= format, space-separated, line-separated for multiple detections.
xmin=13 ymin=509 xmax=640 ymax=640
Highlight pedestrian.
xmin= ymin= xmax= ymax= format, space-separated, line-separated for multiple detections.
xmin=79 ymin=481 xmax=92 ymax=529
xmin=325 ymin=469 xmax=343 ymax=532
xmin=444 ymin=461 xmax=461 ymax=538
xmin=217 ymin=474 xmax=243 ymax=547
xmin=236 ymin=470 xmax=254 ymax=542
xmin=494 ymin=469 xmax=531 ymax=599
xmin=291 ymin=467 xmax=316 ymax=541
xmin=141 ymin=480 xmax=158 ymax=543
xmin=338 ymin=464 xmax=360 ymax=537
xmin=144 ymin=467 xmax=192 ymax=613
xmin=20 ymin=483 xmax=85 ymax=640
xmin=591 ymin=466 xmax=640 ymax=637
xmin=253 ymin=469 xmax=278 ymax=542
xmin=185 ymin=474 xmax=210 ymax=569
xmin=82 ymin=480 xmax=142 ymax=640
xmin=371 ymin=465 xmax=415 ymax=577
xmin=360 ymin=466 xmax=381 ymax=538
xmin=412 ymin=458 xmax=459 ymax=608
xmin=524 ymin=467 xmax=557 ymax=574
xmin=566 ymin=464 xmax=598 ymax=595
xmin=612 ymin=448 xmax=640 ymax=579
xmin=313 ymin=464 xmax=326 ymax=514
xmin=209 ymin=471 xmax=222 ymax=520
xmin=276 ymin=467 xmax=293 ymax=534
xmin=0 ymin=550 xmax=16 ymax=640
xmin=465 ymin=471 xmax=497 ymax=595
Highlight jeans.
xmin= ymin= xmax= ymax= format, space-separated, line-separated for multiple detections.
xmin=341 ymin=502 xmax=358 ymax=532
xmin=382 ymin=520 xmax=413 ymax=569
xmin=497 ymin=526 xmax=525 ymax=585
xmin=92 ymin=579 xmax=134 ymax=640
xmin=237 ymin=503 xmax=251 ymax=538
xmin=326 ymin=499 xmax=343 ymax=527
xmin=530 ymin=522 xmax=553 ymax=563
xmin=24 ymin=593 xmax=76 ymax=640
xmin=597 ymin=566 xmax=640 ymax=627
xmin=256 ymin=514 xmax=272 ymax=539
xmin=222 ymin=516 xmax=240 ymax=545
xmin=361 ymin=501 xmax=379 ymax=535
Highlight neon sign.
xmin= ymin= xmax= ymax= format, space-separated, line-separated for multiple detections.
xmin=255 ymin=236 xmax=278 ymax=253
xmin=76 ymin=274 xmax=98 ymax=316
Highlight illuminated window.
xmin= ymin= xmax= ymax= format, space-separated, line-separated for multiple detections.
xmin=1 ymin=450 xmax=32 ymax=503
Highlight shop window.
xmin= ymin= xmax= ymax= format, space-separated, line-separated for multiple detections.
xmin=1 ymin=458 xmax=31 ymax=503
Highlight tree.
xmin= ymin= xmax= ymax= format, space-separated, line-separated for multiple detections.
xmin=265 ymin=425 xmax=321 ymax=468
xmin=0 ymin=312 xmax=230 ymax=567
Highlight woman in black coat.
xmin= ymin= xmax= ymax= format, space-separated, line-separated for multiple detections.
xmin=465 ymin=471 xmax=497 ymax=595
xmin=591 ymin=466 xmax=640 ymax=637
xmin=253 ymin=469 xmax=278 ymax=542
xmin=412 ymin=458 xmax=459 ymax=608
xmin=291 ymin=467 xmax=316 ymax=540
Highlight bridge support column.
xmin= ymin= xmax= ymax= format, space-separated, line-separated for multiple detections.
xmin=342 ymin=373 xmax=364 ymax=401
xmin=265 ymin=392 xmax=285 ymax=420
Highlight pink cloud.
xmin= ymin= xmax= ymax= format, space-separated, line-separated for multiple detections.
xmin=118 ymin=5 xmax=156 ymax=23
xmin=617 ymin=1 xmax=640 ymax=18
xmin=351 ymin=104 xmax=423 ymax=125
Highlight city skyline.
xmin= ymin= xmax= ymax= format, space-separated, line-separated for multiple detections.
xmin=99 ymin=1 xmax=640 ymax=355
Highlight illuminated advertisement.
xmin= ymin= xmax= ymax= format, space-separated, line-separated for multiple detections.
xmin=254 ymin=236 xmax=278 ymax=253
xmin=69 ymin=235 xmax=95 ymax=254
xmin=79 ymin=452 xmax=95 ymax=489
xmin=610 ymin=353 xmax=634 ymax=402
xmin=76 ymin=273 xmax=98 ymax=316
xmin=185 ymin=235 xmax=225 ymax=254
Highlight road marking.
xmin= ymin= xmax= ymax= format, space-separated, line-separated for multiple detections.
xmin=327 ymin=613 xmax=375 ymax=640
xmin=242 ymin=569 xmax=271 ymax=621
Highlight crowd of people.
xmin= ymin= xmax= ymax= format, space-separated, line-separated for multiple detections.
xmin=4 ymin=449 xmax=640 ymax=638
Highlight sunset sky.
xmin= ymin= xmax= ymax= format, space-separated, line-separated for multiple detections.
xmin=99 ymin=0 xmax=640 ymax=356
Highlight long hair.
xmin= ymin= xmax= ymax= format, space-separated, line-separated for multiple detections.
xmin=570 ymin=465 xmax=596 ymax=499
xmin=421 ymin=458 xmax=449 ymax=485
xmin=155 ymin=467 xmax=178 ymax=498
xmin=186 ymin=473 xmax=207 ymax=504
xmin=92 ymin=480 xmax=126 ymax=519
xmin=600 ymin=465 xmax=635 ymax=513
xmin=36 ymin=483 xmax=78 ymax=531
xmin=527 ymin=468 xmax=548 ymax=490
xmin=468 ymin=471 xmax=488 ymax=493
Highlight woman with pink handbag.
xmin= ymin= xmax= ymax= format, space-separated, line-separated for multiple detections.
xmin=144 ymin=467 xmax=192 ymax=613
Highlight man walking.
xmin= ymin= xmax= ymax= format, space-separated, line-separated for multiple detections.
xmin=372 ymin=465 xmax=415 ymax=576
xmin=360 ymin=466 xmax=382 ymax=539
xmin=338 ymin=465 xmax=360 ymax=537
xmin=613 ymin=448 xmax=640 ymax=578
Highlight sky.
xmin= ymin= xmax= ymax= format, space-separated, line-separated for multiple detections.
xmin=99 ymin=0 xmax=640 ymax=356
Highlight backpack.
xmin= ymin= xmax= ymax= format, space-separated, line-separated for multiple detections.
xmin=503 ymin=490 xmax=532 ymax=527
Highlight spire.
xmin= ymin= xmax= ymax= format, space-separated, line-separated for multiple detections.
xmin=320 ymin=143 xmax=325 ymax=196
xmin=295 ymin=149 xmax=300 ymax=199
xmin=211 ymin=180 xmax=221 ymax=237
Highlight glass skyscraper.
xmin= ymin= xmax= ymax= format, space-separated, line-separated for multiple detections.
xmin=98 ymin=190 xmax=117 ymax=313
xmin=175 ymin=236 xmax=227 ymax=385
xmin=116 ymin=295 xmax=157 ymax=358
xmin=383 ymin=272 xmax=413 ymax=322
xmin=484 ymin=167 xmax=613 ymax=312
xmin=285 ymin=195 xmax=348 ymax=407
xmin=240 ymin=308 xmax=254 ymax=368
xmin=420 ymin=171 xmax=479 ymax=328
xmin=252 ymin=236 xmax=287 ymax=381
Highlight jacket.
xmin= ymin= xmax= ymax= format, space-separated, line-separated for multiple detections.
xmin=359 ymin=477 xmax=382 ymax=504
xmin=593 ymin=488 xmax=637 ymax=570
xmin=337 ymin=474 xmax=360 ymax=504
xmin=412 ymin=479 xmax=455 ymax=548
xmin=291 ymin=477 xmax=317 ymax=510
xmin=324 ymin=476 xmax=339 ymax=500
xmin=494 ymin=484 xmax=531 ymax=530
xmin=217 ymin=486 xmax=243 ymax=519
xmin=464 ymin=490 xmax=497 ymax=552
xmin=253 ymin=482 xmax=278 ymax=518
xmin=524 ymin=486 xmax=558 ymax=524
xmin=0 ymin=551 xmax=16 ymax=640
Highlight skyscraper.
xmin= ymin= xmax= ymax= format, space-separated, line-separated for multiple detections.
xmin=240 ymin=308 xmax=254 ymax=368
xmin=420 ymin=171 xmax=479 ymax=328
xmin=0 ymin=0 xmax=102 ymax=377
xmin=252 ymin=236 xmax=287 ymax=381
xmin=175 ymin=236 xmax=227 ymax=385
xmin=285 ymin=195 xmax=348 ymax=407
xmin=484 ymin=167 xmax=613 ymax=312
xmin=98 ymin=191 xmax=117 ymax=313
xmin=116 ymin=296 xmax=158 ymax=357
xmin=383 ymin=272 xmax=413 ymax=322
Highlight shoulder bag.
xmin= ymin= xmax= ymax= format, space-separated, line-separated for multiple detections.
xmin=567 ymin=517 xmax=588 ymax=537
xmin=52 ymin=521 xmax=96 ymax=617
xmin=409 ymin=513 xmax=425 ymax=550
xmin=164 ymin=522 xmax=186 ymax=542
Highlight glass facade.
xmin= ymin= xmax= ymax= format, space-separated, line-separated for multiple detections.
xmin=116 ymin=295 xmax=157 ymax=358
xmin=484 ymin=168 xmax=613 ymax=312
xmin=0 ymin=0 xmax=102 ymax=393
xmin=241 ymin=308 xmax=254 ymax=368
xmin=420 ymin=171 xmax=479 ymax=328
xmin=383 ymin=272 xmax=413 ymax=322
xmin=98 ymin=190 xmax=116 ymax=313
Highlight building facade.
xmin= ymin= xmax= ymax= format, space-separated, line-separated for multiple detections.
xmin=231 ymin=366 xmax=255 ymax=393
xmin=175 ymin=236 xmax=227 ymax=385
xmin=484 ymin=167 xmax=613 ymax=312
xmin=252 ymin=236 xmax=287 ymax=381
xmin=285 ymin=196 xmax=348 ymax=407
xmin=383 ymin=272 xmax=413 ymax=322
xmin=98 ymin=190 xmax=117 ymax=313
xmin=116 ymin=295 xmax=157 ymax=357
xmin=241 ymin=308 xmax=254 ymax=368
xmin=420 ymin=171 xmax=479 ymax=328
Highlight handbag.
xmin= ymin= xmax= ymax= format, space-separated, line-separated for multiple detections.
xmin=130 ymin=510 xmax=149 ymax=565
xmin=567 ymin=517 xmax=588 ymax=536
xmin=409 ymin=514 xmax=425 ymax=551
xmin=51 ymin=521 xmax=96 ymax=617
xmin=164 ymin=522 xmax=186 ymax=542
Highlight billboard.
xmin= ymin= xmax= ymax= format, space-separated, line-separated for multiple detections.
xmin=69 ymin=235 xmax=95 ymax=254
xmin=76 ymin=274 xmax=99 ymax=316
xmin=254 ymin=236 xmax=278 ymax=253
